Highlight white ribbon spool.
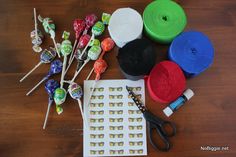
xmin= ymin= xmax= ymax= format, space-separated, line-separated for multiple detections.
xmin=108 ymin=8 xmax=143 ymax=48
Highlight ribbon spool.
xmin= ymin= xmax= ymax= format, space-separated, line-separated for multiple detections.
xmin=168 ymin=31 xmax=214 ymax=77
xmin=117 ymin=39 xmax=156 ymax=80
xmin=146 ymin=61 xmax=186 ymax=103
xmin=143 ymin=0 xmax=187 ymax=43
xmin=108 ymin=8 xmax=143 ymax=48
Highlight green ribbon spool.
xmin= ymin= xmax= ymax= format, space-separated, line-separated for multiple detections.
xmin=143 ymin=0 xmax=187 ymax=43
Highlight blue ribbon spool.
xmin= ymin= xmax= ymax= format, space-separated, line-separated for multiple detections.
xmin=168 ymin=31 xmax=214 ymax=77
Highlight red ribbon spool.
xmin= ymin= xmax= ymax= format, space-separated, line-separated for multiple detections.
xmin=146 ymin=61 xmax=186 ymax=103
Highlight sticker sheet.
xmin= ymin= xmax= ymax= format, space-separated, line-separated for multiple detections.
xmin=83 ymin=79 xmax=147 ymax=157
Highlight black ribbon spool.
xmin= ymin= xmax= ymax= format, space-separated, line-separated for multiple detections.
xmin=117 ymin=39 xmax=156 ymax=80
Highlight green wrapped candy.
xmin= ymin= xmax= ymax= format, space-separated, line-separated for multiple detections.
xmin=88 ymin=46 xmax=102 ymax=60
xmin=38 ymin=15 xmax=56 ymax=38
xmin=89 ymin=39 xmax=100 ymax=47
xmin=61 ymin=31 xmax=72 ymax=56
xmin=102 ymin=13 xmax=111 ymax=25
xmin=92 ymin=21 xmax=105 ymax=36
xmin=54 ymin=88 xmax=67 ymax=114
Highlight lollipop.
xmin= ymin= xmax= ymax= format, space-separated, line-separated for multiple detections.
xmin=26 ymin=59 xmax=63 ymax=96
xmin=38 ymin=15 xmax=60 ymax=58
xmin=68 ymin=19 xmax=86 ymax=65
xmin=86 ymin=37 xmax=115 ymax=80
xmin=78 ymin=21 xmax=105 ymax=62
xmin=43 ymin=79 xmax=59 ymax=129
xmin=68 ymin=82 xmax=88 ymax=127
xmin=31 ymin=8 xmax=44 ymax=53
xmin=60 ymin=31 xmax=72 ymax=87
xmin=53 ymin=87 xmax=67 ymax=115
xmin=20 ymin=48 xmax=56 ymax=82
xmin=65 ymin=14 xmax=98 ymax=74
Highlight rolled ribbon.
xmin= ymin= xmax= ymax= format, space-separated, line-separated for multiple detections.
xmin=143 ymin=0 xmax=187 ymax=43
xmin=117 ymin=39 xmax=156 ymax=80
xmin=146 ymin=61 xmax=186 ymax=103
xmin=168 ymin=31 xmax=214 ymax=76
xmin=108 ymin=8 xmax=143 ymax=48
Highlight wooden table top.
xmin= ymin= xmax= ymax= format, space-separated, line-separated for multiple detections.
xmin=1 ymin=0 xmax=236 ymax=157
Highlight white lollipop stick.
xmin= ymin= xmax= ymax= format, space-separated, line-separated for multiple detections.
xmin=60 ymin=56 xmax=67 ymax=88
xmin=86 ymin=67 xmax=94 ymax=80
xmin=43 ymin=99 xmax=53 ymax=129
xmin=77 ymin=99 xmax=88 ymax=128
xmin=26 ymin=77 xmax=47 ymax=96
xmin=33 ymin=8 xmax=38 ymax=42
xmin=52 ymin=38 xmax=61 ymax=58
xmin=20 ymin=62 xmax=42 ymax=82
xmin=68 ymin=39 xmax=78 ymax=65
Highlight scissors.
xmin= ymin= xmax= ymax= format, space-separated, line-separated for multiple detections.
xmin=126 ymin=86 xmax=176 ymax=151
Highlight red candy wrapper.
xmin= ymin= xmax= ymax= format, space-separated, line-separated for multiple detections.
xmin=78 ymin=34 xmax=91 ymax=49
xmin=94 ymin=59 xmax=107 ymax=80
xmin=73 ymin=19 xmax=86 ymax=39
xmin=84 ymin=14 xmax=98 ymax=33
xmin=101 ymin=38 xmax=115 ymax=52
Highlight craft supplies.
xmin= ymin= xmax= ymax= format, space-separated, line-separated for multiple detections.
xmin=146 ymin=61 xmax=186 ymax=103
xmin=108 ymin=8 xmax=143 ymax=47
xmin=43 ymin=79 xmax=59 ymax=129
xmin=31 ymin=8 xmax=43 ymax=53
xmin=26 ymin=59 xmax=62 ymax=96
xmin=20 ymin=48 xmax=56 ymax=82
xmin=163 ymin=89 xmax=194 ymax=117
xmin=83 ymin=79 xmax=147 ymax=156
xmin=86 ymin=37 xmax=115 ymax=80
xmin=38 ymin=15 xmax=60 ymax=57
xmin=169 ymin=31 xmax=214 ymax=76
xmin=68 ymin=82 xmax=87 ymax=126
xmin=143 ymin=0 xmax=187 ymax=43
xmin=126 ymin=86 xmax=176 ymax=151
xmin=117 ymin=39 xmax=156 ymax=80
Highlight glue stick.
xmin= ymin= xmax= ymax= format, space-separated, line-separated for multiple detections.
xmin=163 ymin=89 xmax=194 ymax=117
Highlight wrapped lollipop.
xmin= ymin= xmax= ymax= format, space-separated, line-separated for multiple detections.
xmin=68 ymin=19 xmax=86 ymax=65
xmin=31 ymin=8 xmax=44 ymax=53
xmin=38 ymin=15 xmax=60 ymax=58
xmin=86 ymin=37 xmax=115 ymax=80
xmin=78 ymin=21 xmax=105 ymax=62
xmin=68 ymin=82 xmax=88 ymax=127
xmin=26 ymin=59 xmax=63 ymax=96
xmin=65 ymin=14 xmax=97 ymax=74
xmin=20 ymin=48 xmax=56 ymax=82
xmin=53 ymin=87 xmax=66 ymax=115
xmin=60 ymin=31 xmax=72 ymax=87
xmin=43 ymin=79 xmax=59 ymax=129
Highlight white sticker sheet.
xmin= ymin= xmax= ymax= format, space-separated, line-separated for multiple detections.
xmin=83 ymin=79 xmax=147 ymax=157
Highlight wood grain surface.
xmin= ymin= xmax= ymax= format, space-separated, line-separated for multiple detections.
xmin=0 ymin=0 xmax=236 ymax=157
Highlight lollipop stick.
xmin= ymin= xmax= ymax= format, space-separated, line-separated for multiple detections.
xmin=86 ymin=67 xmax=94 ymax=80
xmin=60 ymin=56 xmax=67 ymax=88
xmin=52 ymin=38 xmax=61 ymax=58
xmin=20 ymin=62 xmax=42 ymax=82
xmin=64 ymin=54 xmax=75 ymax=75
xmin=26 ymin=77 xmax=47 ymax=96
xmin=68 ymin=39 xmax=78 ymax=64
xmin=77 ymin=99 xmax=88 ymax=128
xmin=33 ymin=8 xmax=38 ymax=42
xmin=71 ymin=58 xmax=90 ymax=83
xmin=43 ymin=98 xmax=53 ymax=129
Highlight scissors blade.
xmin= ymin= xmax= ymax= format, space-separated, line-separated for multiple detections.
xmin=126 ymin=86 xmax=146 ymax=113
